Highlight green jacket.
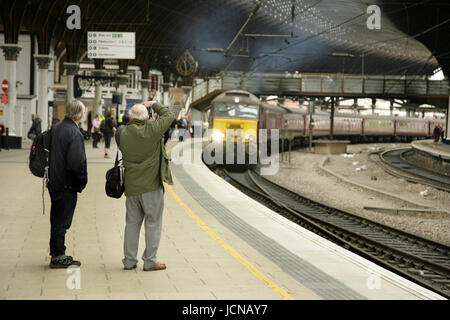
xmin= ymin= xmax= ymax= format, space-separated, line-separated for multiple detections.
xmin=118 ymin=103 xmax=174 ymax=196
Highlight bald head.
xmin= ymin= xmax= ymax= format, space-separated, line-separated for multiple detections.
xmin=129 ymin=104 xmax=149 ymax=121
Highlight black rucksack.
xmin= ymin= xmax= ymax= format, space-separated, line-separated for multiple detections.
xmin=105 ymin=151 xmax=124 ymax=198
xmin=29 ymin=129 xmax=52 ymax=178
xmin=29 ymin=129 xmax=52 ymax=215
xmin=100 ymin=120 xmax=106 ymax=133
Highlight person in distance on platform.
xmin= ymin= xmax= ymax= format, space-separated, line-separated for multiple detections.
xmin=47 ymin=99 xmax=87 ymax=268
xmin=437 ymin=124 xmax=444 ymax=142
xmin=27 ymin=114 xmax=42 ymax=140
xmin=122 ymin=109 xmax=130 ymax=125
xmin=433 ymin=124 xmax=441 ymax=142
xmin=115 ymin=101 xmax=174 ymax=271
xmin=103 ymin=111 xmax=116 ymax=158
xmin=91 ymin=114 xmax=101 ymax=149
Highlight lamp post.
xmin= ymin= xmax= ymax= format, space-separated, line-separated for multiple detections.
xmin=308 ymin=101 xmax=314 ymax=151
xmin=330 ymin=97 xmax=335 ymax=140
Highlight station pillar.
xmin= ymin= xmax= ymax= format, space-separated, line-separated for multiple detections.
xmin=162 ymin=83 xmax=172 ymax=106
xmin=92 ymin=69 xmax=106 ymax=117
xmin=117 ymin=74 xmax=129 ymax=114
xmin=352 ymin=98 xmax=359 ymax=114
xmin=0 ymin=44 xmax=22 ymax=136
xmin=371 ymin=98 xmax=376 ymax=115
xmin=64 ymin=62 xmax=79 ymax=105
xmin=445 ymin=97 xmax=450 ymax=144
xmin=140 ymin=79 xmax=151 ymax=102
xmin=34 ymin=54 xmax=53 ymax=131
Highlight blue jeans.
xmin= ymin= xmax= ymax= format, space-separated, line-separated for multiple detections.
xmin=49 ymin=189 xmax=77 ymax=257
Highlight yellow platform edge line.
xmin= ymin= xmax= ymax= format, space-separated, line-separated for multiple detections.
xmin=166 ymin=183 xmax=294 ymax=300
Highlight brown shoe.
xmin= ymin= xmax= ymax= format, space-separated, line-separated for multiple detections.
xmin=143 ymin=262 xmax=166 ymax=271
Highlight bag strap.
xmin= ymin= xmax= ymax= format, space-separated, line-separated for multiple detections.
xmin=114 ymin=151 xmax=119 ymax=166
xmin=42 ymin=129 xmax=52 ymax=216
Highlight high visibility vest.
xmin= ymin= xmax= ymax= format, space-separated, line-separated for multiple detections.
xmin=118 ymin=113 xmax=123 ymax=123
xmin=99 ymin=115 xmax=105 ymax=122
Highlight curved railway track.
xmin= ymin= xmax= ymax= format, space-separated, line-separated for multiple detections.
xmin=369 ymin=148 xmax=450 ymax=192
xmin=219 ymin=168 xmax=450 ymax=298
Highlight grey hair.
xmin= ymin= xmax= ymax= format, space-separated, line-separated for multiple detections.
xmin=66 ymin=100 xmax=85 ymax=120
xmin=129 ymin=104 xmax=149 ymax=121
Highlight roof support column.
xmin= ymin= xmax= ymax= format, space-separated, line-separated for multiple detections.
xmin=34 ymin=54 xmax=53 ymax=131
xmin=352 ymin=98 xmax=359 ymax=114
xmin=64 ymin=62 xmax=79 ymax=105
xmin=92 ymin=69 xmax=106 ymax=117
xmin=140 ymin=79 xmax=151 ymax=102
xmin=371 ymin=98 xmax=376 ymax=115
xmin=329 ymin=97 xmax=335 ymax=141
xmin=117 ymin=74 xmax=129 ymax=115
xmin=162 ymin=83 xmax=172 ymax=106
xmin=0 ymin=44 xmax=22 ymax=136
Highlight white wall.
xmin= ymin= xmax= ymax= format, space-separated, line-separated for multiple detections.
xmin=0 ymin=34 xmax=31 ymax=95
xmin=17 ymin=95 xmax=37 ymax=140
xmin=0 ymin=34 xmax=33 ymax=129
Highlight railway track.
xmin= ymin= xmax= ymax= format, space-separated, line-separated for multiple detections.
xmin=219 ymin=168 xmax=450 ymax=298
xmin=369 ymin=148 xmax=450 ymax=192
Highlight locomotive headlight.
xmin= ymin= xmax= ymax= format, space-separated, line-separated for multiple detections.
xmin=212 ymin=130 xmax=224 ymax=141
xmin=244 ymin=134 xmax=255 ymax=142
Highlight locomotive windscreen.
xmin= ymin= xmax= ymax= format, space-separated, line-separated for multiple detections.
xmin=214 ymin=103 xmax=258 ymax=119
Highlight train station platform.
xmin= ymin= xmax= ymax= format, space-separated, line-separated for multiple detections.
xmin=0 ymin=139 xmax=445 ymax=300
xmin=412 ymin=140 xmax=450 ymax=160
xmin=409 ymin=140 xmax=450 ymax=177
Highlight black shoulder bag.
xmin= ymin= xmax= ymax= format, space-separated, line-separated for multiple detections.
xmin=105 ymin=151 xmax=124 ymax=198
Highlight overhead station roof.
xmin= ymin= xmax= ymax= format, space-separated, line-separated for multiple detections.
xmin=1 ymin=0 xmax=449 ymax=77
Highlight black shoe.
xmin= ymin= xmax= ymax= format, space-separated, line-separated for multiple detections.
xmin=124 ymin=264 xmax=137 ymax=270
xmin=49 ymin=256 xmax=81 ymax=269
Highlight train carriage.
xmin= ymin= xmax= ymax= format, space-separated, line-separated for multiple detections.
xmin=334 ymin=114 xmax=363 ymax=137
xmin=362 ymin=116 xmax=395 ymax=136
xmin=280 ymin=107 xmax=306 ymax=138
xmin=311 ymin=112 xmax=330 ymax=137
xmin=396 ymin=117 xmax=429 ymax=137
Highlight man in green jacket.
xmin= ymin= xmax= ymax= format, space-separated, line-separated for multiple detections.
xmin=116 ymin=101 xmax=174 ymax=271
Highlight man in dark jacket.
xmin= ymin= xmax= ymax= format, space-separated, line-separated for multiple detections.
xmin=47 ymin=99 xmax=87 ymax=268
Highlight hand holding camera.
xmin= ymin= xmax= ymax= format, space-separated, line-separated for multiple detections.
xmin=142 ymin=101 xmax=156 ymax=108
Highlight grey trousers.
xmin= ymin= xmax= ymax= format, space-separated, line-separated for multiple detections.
xmin=123 ymin=187 xmax=164 ymax=269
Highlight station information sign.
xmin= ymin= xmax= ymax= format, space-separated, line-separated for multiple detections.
xmin=87 ymin=32 xmax=135 ymax=59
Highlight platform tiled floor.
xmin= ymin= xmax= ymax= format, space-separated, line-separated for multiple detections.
xmin=0 ymin=141 xmax=287 ymax=300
